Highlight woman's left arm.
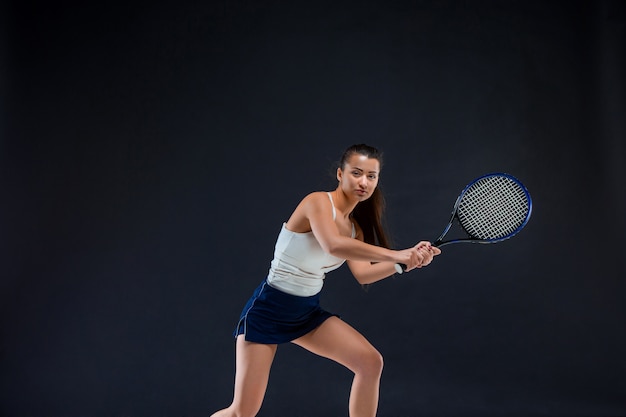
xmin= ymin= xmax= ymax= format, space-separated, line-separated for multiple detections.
xmin=346 ymin=260 xmax=401 ymax=284
xmin=347 ymin=243 xmax=441 ymax=285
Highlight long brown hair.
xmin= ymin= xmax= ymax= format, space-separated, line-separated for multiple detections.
xmin=339 ymin=144 xmax=392 ymax=249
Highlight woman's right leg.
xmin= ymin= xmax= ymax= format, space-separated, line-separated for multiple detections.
xmin=211 ymin=335 xmax=278 ymax=417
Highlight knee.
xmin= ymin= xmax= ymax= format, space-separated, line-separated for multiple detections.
xmin=354 ymin=348 xmax=384 ymax=378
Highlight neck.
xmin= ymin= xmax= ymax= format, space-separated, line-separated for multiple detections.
xmin=332 ymin=189 xmax=358 ymax=219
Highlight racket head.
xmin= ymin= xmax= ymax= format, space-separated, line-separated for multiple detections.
xmin=395 ymin=172 xmax=532 ymax=274
xmin=437 ymin=172 xmax=532 ymax=246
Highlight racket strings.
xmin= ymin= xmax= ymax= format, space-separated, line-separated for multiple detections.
xmin=458 ymin=176 xmax=530 ymax=240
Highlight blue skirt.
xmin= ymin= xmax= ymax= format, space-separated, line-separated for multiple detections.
xmin=233 ymin=279 xmax=338 ymax=344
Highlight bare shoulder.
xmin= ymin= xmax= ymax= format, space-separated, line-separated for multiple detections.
xmin=298 ymin=191 xmax=333 ymax=212
xmin=286 ymin=191 xmax=332 ymax=232
xmin=301 ymin=190 xmax=329 ymax=201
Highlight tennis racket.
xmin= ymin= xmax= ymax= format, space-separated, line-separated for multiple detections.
xmin=395 ymin=172 xmax=532 ymax=274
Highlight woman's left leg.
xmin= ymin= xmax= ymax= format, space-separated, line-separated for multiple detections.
xmin=292 ymin=317 xmax=384 ymax=417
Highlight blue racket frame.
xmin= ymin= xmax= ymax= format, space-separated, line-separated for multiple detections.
xmin=395 ymin=172 xmax=532 ymax=274
xmin=433 ymin=172 xmax=533 ymax=247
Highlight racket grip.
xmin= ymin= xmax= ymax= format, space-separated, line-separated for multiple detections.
xmin=394 ymin=263 xmax=407 ymax=274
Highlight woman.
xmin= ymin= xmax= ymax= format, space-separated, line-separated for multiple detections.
xmin=211 ymin=144 xmax=441 ymax=417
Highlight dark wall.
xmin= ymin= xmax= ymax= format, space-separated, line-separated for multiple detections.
xmin=2 ymin=1 xmax=625 ymax=416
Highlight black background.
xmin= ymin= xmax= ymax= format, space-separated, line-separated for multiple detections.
xmin=2 ymin=1 xmax=625 ymax=416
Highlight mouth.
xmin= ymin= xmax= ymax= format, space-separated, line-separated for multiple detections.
xmin=355 ymin=189 xmax=367 ymax=196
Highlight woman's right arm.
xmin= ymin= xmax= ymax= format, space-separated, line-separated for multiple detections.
xmin=297 ymin=192 xmax=423 ymax=269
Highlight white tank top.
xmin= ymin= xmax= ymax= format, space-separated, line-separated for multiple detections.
xmin=266 ymin=192 xmax=356 ymax=296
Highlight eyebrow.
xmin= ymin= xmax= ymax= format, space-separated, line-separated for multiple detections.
xmin=351 ymin=166 xmax=379 ymax=174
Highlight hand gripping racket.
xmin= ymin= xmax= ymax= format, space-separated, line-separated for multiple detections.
xmin=395 ymin=172 xmax=532 ymax=274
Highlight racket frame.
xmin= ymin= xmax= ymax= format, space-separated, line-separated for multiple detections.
xmin=434 ymin=172 xmax=533 ymax=247
xmin=394 ymin=172 xmax=532 ymax=274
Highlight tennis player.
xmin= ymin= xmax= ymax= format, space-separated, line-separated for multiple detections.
xmin=210 ymin=144 xmax=441 ymax=417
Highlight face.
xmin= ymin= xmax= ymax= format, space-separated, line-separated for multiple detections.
xmin=337 ymin=153 xmax=380 ymax=201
